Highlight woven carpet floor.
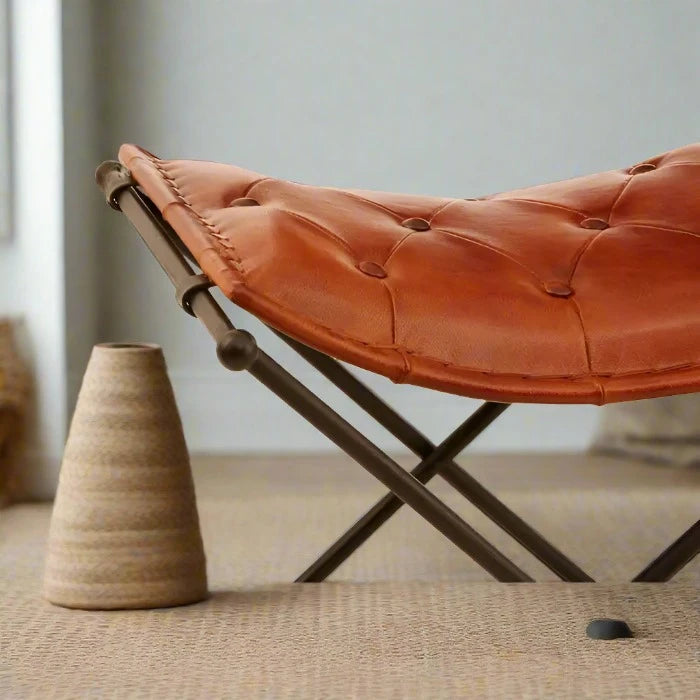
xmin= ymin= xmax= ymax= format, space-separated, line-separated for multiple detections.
xmin=1 ymin=453 xmax=698 ymax=698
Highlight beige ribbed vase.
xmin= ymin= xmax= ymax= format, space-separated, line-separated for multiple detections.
xmin=44 ymin=343 xmax=208 ymax=610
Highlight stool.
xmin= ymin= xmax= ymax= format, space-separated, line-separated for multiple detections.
xmin=96 ymin=143 xmax=699 ymax=589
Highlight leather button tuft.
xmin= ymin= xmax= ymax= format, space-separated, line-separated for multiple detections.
xmin=230 ymin=197 xmax=260 ymax=207
xmin=544 ymin=281 xmax=573 ymax=298
xmin=580 ymin=218 xmax=609 ymax=230
xmin=358 ymin=261 xmax=387 ymax=279
xmin=629 ymin=163 xmax=656 ymax=175
xmin=401 ymin=217 xmax=431 ymax=231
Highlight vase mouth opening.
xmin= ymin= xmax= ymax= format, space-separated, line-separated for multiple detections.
xmin=96 ymin=342 xmax=161 ymax=351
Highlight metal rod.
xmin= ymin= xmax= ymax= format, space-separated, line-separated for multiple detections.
xmin=109 ymin=180 xmax=532 ymax=583
xmin=249 ymin=354 xmax=532 ymax=582
xmin=117 ymin=186 xmax=234 ymax=343
xmin=632 ymin=519 xmax=699 ymax=582
xmin=295 ymin=402 xmax=507 ymax=582
xmin=278 ymin=332 xmax=593 ymax=583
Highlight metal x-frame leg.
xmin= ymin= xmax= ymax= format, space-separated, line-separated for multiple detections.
xmin=277 ymin=333 xmax=593 ymax=583
xmin=97 ymin=161 xmax=699 ymax=585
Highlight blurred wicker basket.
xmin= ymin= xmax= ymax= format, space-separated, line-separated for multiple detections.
xmin=0 ymin=318 xmax=30 ymax=504
xmin=594 ymin=395 xmax=700 ymax=467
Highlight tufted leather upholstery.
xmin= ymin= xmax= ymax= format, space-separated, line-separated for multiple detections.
xmin=119 ymin=143 xmax=700 ymax=405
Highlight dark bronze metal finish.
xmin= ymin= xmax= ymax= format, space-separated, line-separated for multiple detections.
xmin=176 ymin=273 xmax=215 ymax=316
xmin=217 ymin=329 xmax=259 ymax=371
xmin=95 ymin=160 xmax=137 ymax=210
xmin=294 ymin=401 xmax=510 ymax=582
xmin=276 ymin=332 xmax=593 ymax=583
xmin=249 ymin=349 xmax=533 ymax=582
xmin=632 ymin=519 xmax=699 ymax=582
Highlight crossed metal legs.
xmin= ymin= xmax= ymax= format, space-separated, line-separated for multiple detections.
xmin=97 ymin=160 xmax=699 ymax=585
xmin=278 ymin=333 xmax=593 ymax=583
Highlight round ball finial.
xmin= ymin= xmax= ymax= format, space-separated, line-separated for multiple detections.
xmin=216 ymin=329 xmax=258 ymax=371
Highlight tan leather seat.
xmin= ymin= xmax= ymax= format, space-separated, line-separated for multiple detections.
xmin=120 ymin=143 xmax=700 ymax=405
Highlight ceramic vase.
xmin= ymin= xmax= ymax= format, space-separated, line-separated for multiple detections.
xmin=44 ymin=343 xmax=208 ymax=609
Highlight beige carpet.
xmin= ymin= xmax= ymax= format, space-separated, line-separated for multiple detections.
xmin=1 ymin=453 xmax=698 ymax=698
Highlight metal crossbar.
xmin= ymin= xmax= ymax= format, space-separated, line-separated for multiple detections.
xmin=97 ymin=160 xmax=699 ymax=585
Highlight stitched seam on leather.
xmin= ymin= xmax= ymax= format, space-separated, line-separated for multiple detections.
xmin=569 ymin=297 xmax=592 ymax=371
xmin=563 ymin=174 xmax=647 ymax=389
xmin=281 ymin=210 xmax=356 ymax=258
xmin=564 ymin=171 xmax=634 ymax=286
xmin=161 ymin=200 xmax=187 ymax=218
xmin=395 ymin=347 xmax=412 ymax=383
xmin=653 ymin=161 xmax=700 ymax=169
xmin=569 ymin=296 xmax=603 ymax=402
xmin=383 ymin=230 xmax=416 ymax=267
xmin=379 ymin=186 xmax=464 ymax=266
xmin=436 ymin=227 xmax=545 ymax=285
xmin=138 ymin=154 xmax=395 ymax=357
xmin=621 ymin=223 xmax=700 ymax=239
xmin=382 ymin=195 xmax=586 ymax=270
xmin=495 ymin=198 xmax=587 ymax=217
xmin=428 ymin=198 xmax=462 ymax=221
xmin=138 ymin=151 xmax=700 ymax=382
xmin=566 ymin=228 xmax=607 ymax=285
xmin=563 ymin=226 xmax=608 ymax=391
xmin=337 ymin=189 xmax=403 ymax=220
xmin=598 ymin=379 xmax=607 ymax=403
xmin=399 ymin=349 xmax=699 ymax=378
xmin=243 ymin=177 xmax=273 ymax=197
xmin=382 ymin=281 xmax=398 ymax=346
xmin=151 ymin=158 xmax=247 ymax=276
xmin=380 ymin=284 xmax=412 ymax=377
xmin=607 ymin=175 xmax=634 ymax=224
